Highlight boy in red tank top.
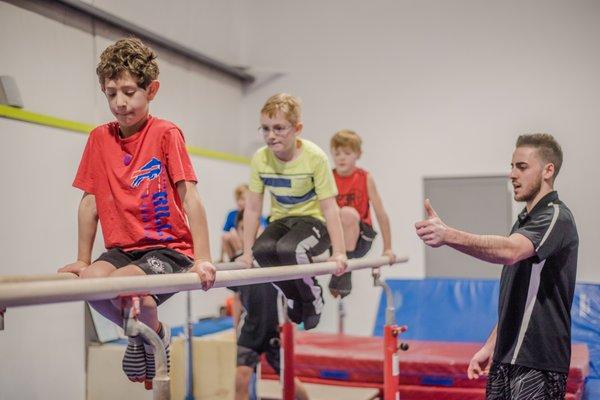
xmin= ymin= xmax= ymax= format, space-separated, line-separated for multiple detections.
xmin=58 ymin=38 xmax=216 ymax=386
xmin=329 ymin=130 xmax=396 ymax=298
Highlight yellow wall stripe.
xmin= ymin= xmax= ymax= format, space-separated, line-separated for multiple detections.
xmin=186 ymin=146 xmax=251 ymax=165
xmin=0 ymin=104 xmax=94 ymax=133
xmin=0 ymin=104 xmax=250 ymax=165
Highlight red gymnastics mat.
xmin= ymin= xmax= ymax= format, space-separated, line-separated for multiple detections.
xmin=261 ymin=331 xmax=588 ymax=398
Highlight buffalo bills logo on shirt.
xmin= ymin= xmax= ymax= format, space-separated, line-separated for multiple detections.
xmin=131 ymin=157 xmax=162 ymax=188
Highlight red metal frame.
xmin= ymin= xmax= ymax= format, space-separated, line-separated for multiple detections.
xmin=277 ymin=322 xmax=407 ymax=400
xmin=281 ymin=320 xmax=295 ymax=400
xmin=383 ymin=325 xmax=399 ymax=400
xmin=384 ymin=325 xmax=407 ymax=400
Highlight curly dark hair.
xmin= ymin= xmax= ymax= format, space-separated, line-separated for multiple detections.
xmin=96 ymin=37 xmax=159 ymax=89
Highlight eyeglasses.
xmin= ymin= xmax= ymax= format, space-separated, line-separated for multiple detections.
xmin=258 ymin=124 xmax=294 ymax=137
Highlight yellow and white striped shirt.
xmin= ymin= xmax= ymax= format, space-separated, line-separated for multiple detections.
xmin=249 ymin=139 xmax=337 ymax=222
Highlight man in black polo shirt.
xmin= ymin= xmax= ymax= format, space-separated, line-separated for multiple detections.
xmin=415 ymin=133 xmax=578 ymax=400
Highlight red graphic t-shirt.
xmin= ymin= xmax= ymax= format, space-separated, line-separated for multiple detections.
xmin=73 ymin=116 xmax=197 ymax=258
xmin=333 ymin=167 xmax=372 ymax=226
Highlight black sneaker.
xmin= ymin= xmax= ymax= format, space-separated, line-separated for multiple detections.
xmin=328 ymin=272 xmax=352 ymax=298
xmin=286 ymin=300 xmax=303 ymax=324
xmin=301 ymin=305 xmax=321 ymax=330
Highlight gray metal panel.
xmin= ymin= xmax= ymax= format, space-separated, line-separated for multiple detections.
xmin=424 ymin=176 xmax=512 ymax=279
xmin=0 ymin=76 xmax=24 ymax=108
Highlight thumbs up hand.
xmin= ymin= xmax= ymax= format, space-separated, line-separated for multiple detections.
xmin=424 ymin=198 xmax=438 ymax=218
xmin=415 ymin=199 xmax=448 ymax=248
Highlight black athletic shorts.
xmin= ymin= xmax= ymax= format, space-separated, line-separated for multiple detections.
xmin=486 ymin=362 xmax=567 ymax=400
xmin=328 ymin=222 xmax=377 ymax=298
xmin=95 ymin=247 xmax=193 ymax=305
xmin=237 ymin=343 xmax=280 ymax=374
xmin=347 ymin=221 xmax=377 ymax=259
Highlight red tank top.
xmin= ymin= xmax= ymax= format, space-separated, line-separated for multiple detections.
xmin=333 ymin=168 xmax=372 ymax=226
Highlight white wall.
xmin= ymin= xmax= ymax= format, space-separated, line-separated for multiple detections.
xmin=88 ymin=0 xmax=248 ymax=154
xmin=2 ymin=0 xmax=600 ymax=397
xmin=0 ymin=1 xmax=97 ymax=122
xmin=239 ymin=0 xmax=600 ymax=334
xmin=0 ymin=122 xmax=91 ymax=400
xmin=1 ymin=0 xmax=247 ymax=153
xmin=88 ymin=0 xmax=245 ymax=65
xmin=0 ymin=119 xmax=248 ymax=400
xmin=0 ymin=2 xmax=249 ymax=399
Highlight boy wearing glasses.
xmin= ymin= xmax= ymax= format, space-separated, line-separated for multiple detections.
xmin=238 ymin=93 xmax=347 ymax=330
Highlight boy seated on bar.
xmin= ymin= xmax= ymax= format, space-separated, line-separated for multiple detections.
xmin=328 ymin=130 xmax=396 ymax=298
xmin=220 ymin=183 xmax=267 ymax=262
xmin=238 ymin=93 xmax=347 ymax=330
xmin=58 ymin=38 xmax=216 ymax=387
xmin=220 ymin=184 xmax=249 ymax=262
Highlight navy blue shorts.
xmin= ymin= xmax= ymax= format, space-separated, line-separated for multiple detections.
xmin=347 ymin=222 xmax=377 ymax=259
xmin=237 ymin=343 xmax=280 ymax=374
xmin=328 ymin=222 xmax=377 ymax=298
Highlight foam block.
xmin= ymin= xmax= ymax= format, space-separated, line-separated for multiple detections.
xmin=88 ymin=329 xmax=236 ymax=400
xmin=258 ymin=378 xmax=379 ymax=400
xmin=261 ymin=332 xmax=589 ymax=395
xmin=171 ymin=329 xmax=237 ymax=400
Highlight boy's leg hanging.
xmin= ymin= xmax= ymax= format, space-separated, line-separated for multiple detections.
xmin=272 ymin=218 xmax=330 ymax=329
xmin=252 ymin=219 xmax=290 ymax=267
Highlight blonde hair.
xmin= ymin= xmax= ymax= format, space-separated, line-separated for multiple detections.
xmin=261 ymin=93 xmax=302 ymax=125
xmin=234 ymin=184 xmax=249 ymax=200
xmin=331 ymin=129 xmax=362 ymax=154
xmin=96 ymin=37 xmax=159 ymax=89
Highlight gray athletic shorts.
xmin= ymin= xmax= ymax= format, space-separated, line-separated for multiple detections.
xmin=237 ymin=344 xmax=280 ymax=374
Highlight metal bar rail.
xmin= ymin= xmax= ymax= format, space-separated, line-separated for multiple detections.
xmin=0 ymin=256 xmax=406 ymax=308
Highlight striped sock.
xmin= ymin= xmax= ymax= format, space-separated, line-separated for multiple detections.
xmin=122 ymin=335 xmax=146 ymax=382
xmin=144 ymin=322 xmax=171 ymax=382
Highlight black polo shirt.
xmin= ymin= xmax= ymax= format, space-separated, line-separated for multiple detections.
xmin=230 ymin=283 xmax=280 ymax=352
xmin=494 ymin=191 xmax=578 ymax=373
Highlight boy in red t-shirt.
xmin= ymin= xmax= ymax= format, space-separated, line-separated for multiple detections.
xmin=58 ymin=38 xmax=216 ymax=386
xmin=328 ymin=130 xmax=396 ymax=298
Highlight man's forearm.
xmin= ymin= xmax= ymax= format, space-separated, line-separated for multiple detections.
xmin=445 ymin=228 xmax=518 ymax=265
xmin=483 ymin=325 xmax=497 ymax=352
